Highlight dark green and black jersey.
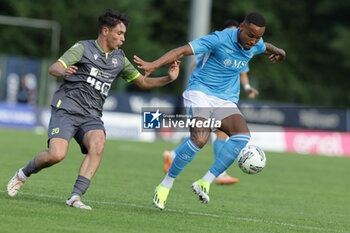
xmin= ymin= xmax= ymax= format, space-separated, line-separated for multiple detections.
xmin=51 ymin=40 xmax=140 ymax=117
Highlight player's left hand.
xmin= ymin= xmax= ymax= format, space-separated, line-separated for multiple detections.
xmin=269 ymin=49 xmax=286 ymax=63
xmin=246 ymin=86 xmax=259 ymax=98
xmin=133 ymin=55 xmax=156 ymax=77
xmin=63 ymin=65 xmax=78 ymax=77
xmin=168 ymin=60 xmax=181 ymax=82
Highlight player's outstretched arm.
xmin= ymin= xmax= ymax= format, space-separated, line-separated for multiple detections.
xmin=263 ymin=42 xmax=286 ymax=63
xmin=49 ymin=61 xmax=78 ymax=78
xmin=134 ymin=44 xmax=193 ymax=77
xmin=131 ymin=60 xmax=181 ymax=90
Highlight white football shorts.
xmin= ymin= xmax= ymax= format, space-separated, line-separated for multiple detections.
xmin=182 ymin=90 xmax=242 ymax=121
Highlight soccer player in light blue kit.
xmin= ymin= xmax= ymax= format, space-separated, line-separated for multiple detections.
xmin=162 ymin=19 xmax=259 ymax=185
xmin=134 ymin=12 xmax=286 ymax=210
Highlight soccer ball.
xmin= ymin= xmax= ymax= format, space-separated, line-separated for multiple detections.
xmin=237 ymin=145 xmax=266 ymax=174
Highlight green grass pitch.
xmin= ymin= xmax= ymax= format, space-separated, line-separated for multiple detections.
xmin=0 ymin=128 xmax=349 ymax=233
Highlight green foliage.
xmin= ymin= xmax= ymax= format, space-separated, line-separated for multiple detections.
xmin=0 ymin=0 xmax=349 ymax=106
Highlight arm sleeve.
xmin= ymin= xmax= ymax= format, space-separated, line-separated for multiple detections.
xmin=119 ymin=57 xmax=141 ymax=82
xmin=58 ymin=42 xmax=84 ymax=68
xmin=188 ymin=31 xmax=222 ymax=55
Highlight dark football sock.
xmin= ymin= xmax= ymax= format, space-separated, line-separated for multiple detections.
xmin=22 ymin=158 xmax=42 ymax=177
xmin=70 ymin=175 xmax=91 ymax=198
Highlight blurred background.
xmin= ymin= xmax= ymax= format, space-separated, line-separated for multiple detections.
xmin=0 ymin=0 xmax=349 ymax=156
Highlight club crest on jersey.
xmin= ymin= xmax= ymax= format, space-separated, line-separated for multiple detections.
xmin=112 ymin=58 xmax=118 ymax=67
xmin=94 ymin=54 xmax=99 ymax=60
xmin=90 ymin=67 xmax=98 ymax=77
xmin=223 ymin=58 xmax=232 ymax=67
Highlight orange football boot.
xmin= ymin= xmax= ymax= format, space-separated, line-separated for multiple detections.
xmin=215 ymin=174 xmax=239 ymax=185
xmin=163 ymin=150 xmax=173 ymax=174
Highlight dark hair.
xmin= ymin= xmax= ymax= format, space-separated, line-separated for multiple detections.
xmin=244 ymin=12 xmax=266 ymax=27
xmin=98 ymin=9 xmax=130 ymax=33
xmin=222 ymin=19 xmax=239 ymax=29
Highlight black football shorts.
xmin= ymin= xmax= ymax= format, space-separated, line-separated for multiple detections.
xmin=47 ymin=107 xmax=105 ymax=154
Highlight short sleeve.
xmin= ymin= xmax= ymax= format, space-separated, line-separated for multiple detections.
xmin=254 ymin=38 xmax=266 ymax=56
xmin=119 ymin=57 xmax=141 ymax=82
xmin=58 ymin=42 xmax=84 ymax=68
xmin=189 ymin=31 xmax=222 ymax=55
xmin=241 ymin=63 xmax=249 ymax=73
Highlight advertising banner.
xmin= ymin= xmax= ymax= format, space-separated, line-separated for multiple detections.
xmin=0 ymin=102 xmax=37 ymax=129
xmin=239 ymin=102 xmax=348 ymax=132
xmin=284 ymin=128 xmax=350 ymax=157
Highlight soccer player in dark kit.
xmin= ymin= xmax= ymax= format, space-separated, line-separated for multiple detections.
xmin=6 ymin=9 xmax=180 ymax=210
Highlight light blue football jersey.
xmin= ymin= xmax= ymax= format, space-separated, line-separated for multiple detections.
xmin=188 ymin=28 xmax=266 ymax=103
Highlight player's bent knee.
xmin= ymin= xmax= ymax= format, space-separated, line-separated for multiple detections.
xmin=95 ymin=144 xmax=105 ymax=157
xmin=47 ymin=151 xmax=66 ymax=164
xmin=190 ymin=137 xmax=208 ymax=148
xmin=88 ymin=141 xmax=105 ymax=156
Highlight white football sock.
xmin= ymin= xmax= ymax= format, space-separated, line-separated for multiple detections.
xmin=202 ymin=170 xmax=216 ymax=184
xmin=217 ymin=171 xmax=227 ymax=178
xmin=160 ymin=174 xmax=175 ymax=189
xmin=169 ymin=150 xmax=176 ymax=161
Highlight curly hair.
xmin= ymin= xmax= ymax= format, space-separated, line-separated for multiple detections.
xmin=244 ymin=12 xmax=266 ymax=27
xmin=98 ymin=9 xmax=130 ymax=33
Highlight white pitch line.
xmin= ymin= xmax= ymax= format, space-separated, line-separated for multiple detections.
xmin=1 ymin=190 xmax=349 ymax=233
